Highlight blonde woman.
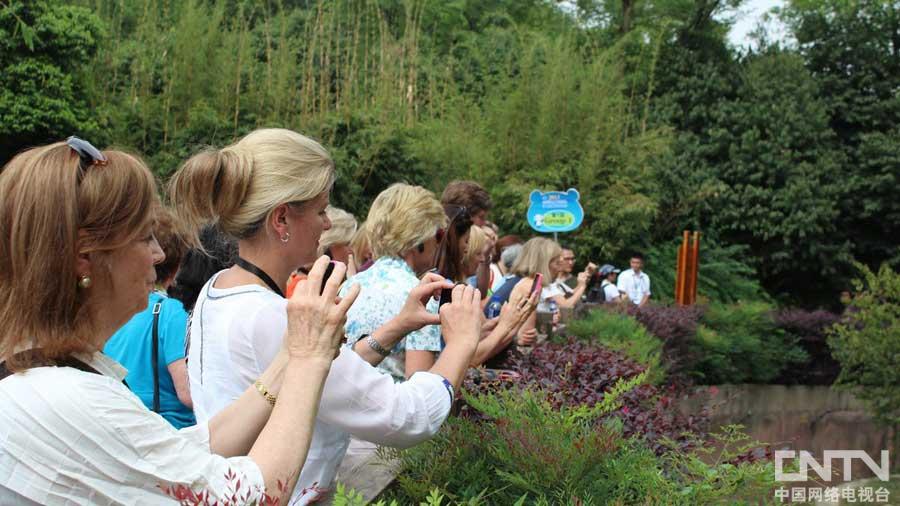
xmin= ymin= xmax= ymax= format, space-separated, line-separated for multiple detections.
xmin=285 ymin=206 xmax=358 ymax=296
xmin=463 ymin=226 xmax=537 ymax=366
xmin=0 ymin=138 xmax=349 ymax=504
xmin=170 ymin=129 xmax=482 ymax=505
xmin=506 ymin=237 xmax=566 ymax=345
xmin=350 ymin=220 xmax=374 ymax=272
xmin=317 ymin=206 xmax=357 ymax=265
xmin=462 ymin=225 xmax=491 ymax=288
xmin=340 ymin=183 xmax=452 ymax=381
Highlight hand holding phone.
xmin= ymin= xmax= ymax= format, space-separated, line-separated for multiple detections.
xmin=530 ymin=273 xmax=543 ymax=296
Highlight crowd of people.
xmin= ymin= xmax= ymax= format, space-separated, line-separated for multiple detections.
xmin=0 ymin=129 xmax=651 ymax=505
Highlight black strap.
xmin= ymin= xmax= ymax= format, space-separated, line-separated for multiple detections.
xmin=151 ymin=302 xmax=162 ymax=413
xmin=235 ymin=256 xmax=285 ymax=297
xmin=0 ymin=349 xmax=121 ymax=384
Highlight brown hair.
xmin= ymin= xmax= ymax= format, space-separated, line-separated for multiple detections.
xmin=437 ymin=204 xmax=473 ymax=283
xmin=153 ymin=206 xmax=187 ymax=284
xmin=168 ymin=128 xmax=335 ymax=245
xmin=0 ymin=142 xmax=157 ymax=371
xmin=440 ymin=181 xmax=493 ymax=216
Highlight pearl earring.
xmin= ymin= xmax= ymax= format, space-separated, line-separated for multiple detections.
xmin=281 ymin=233 xmax=291 ymax=243
xmin=78 ymin=275 xmax=92 ymax=289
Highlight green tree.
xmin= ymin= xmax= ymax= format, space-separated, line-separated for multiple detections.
xmin=781 ymin=0 xmax=900 ymax=272
xmin=703 ymin=50 xmax=848 ymax=300
xmin=828 ymin=263 xmax=900 ymax=426
xmin=0 ymin=1 xmax=104 ymax=163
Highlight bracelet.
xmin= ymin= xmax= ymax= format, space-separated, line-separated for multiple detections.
xmin=254 ymin=379 xmax=277 ymax=407
xmin=365 ymin=334 xmax=392 ymax=357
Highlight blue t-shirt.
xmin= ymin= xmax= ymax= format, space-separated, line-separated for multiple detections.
xmin=104 ymin=292 xmax=196 ymax=428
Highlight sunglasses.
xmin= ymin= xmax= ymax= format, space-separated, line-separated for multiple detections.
xmin=67 ymin=136 xmax=108 ymax=174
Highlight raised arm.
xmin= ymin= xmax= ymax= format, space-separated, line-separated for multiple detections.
xmin=351 ymin=273 xmax=448 ymax=365
xmin=206 ymin=257 xmax=358 ymax=501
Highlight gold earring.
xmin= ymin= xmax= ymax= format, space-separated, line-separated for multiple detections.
xmin=78 ymin=275 xmax=92 ymax=289
xmin=281 ymin=233 xmax=290 ymax=243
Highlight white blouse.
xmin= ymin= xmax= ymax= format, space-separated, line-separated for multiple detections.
xmin=187 ymin=273 xmax=452 ymax=505
xmin=0 ymin=352 xmax=265 ymax=505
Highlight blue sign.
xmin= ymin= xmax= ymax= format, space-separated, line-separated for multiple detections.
xmin=526 ymin=188 xmax=584 ymax=233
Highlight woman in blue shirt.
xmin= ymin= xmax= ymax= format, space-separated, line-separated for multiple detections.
xmin=104 ymin=207 xmax=195 ymax=428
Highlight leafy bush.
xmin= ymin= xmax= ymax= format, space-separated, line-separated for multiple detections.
xmin=828 ymin=263 xmax=900 ymax=425
xmin=565 ymin=308 xmax=665 ymax=384
xmin=382 ymin=386 xmax=779 ymax=505
xmin=465 ymin=338 xmax=709 ymax=454
xmin=626 ymin=304 xmax=705 ymax=383
xmin=691 ymin=302 xmax=808 ymax=384
xmin=773 ymin=308 xmax=841 ymax=385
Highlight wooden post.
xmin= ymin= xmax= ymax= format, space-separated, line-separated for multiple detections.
xmin=688 ymin=231 xmax=700 ymax=304
xmin=676 ymin=230 xmax=689 ymax=305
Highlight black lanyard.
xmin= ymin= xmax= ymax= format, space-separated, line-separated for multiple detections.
xmin=235 ymin=256 xmax=285 ymax=298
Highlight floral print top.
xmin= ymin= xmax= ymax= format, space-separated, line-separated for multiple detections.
xmin=339 ymin=256 xmax=441 ymax=381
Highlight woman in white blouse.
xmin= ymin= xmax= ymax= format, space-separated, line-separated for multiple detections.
xmin=0 ymin=138 xmax=355 ymax=504
xmin=169 ymin=128 xmax=482 ymax=505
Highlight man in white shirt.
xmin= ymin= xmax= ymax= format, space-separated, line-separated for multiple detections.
xmin=617 ymin=253 xmax=651 ymax=306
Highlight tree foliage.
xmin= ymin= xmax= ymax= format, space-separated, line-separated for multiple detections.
xmin=2 ymin=0 xmax=897 ymax=306
xmin=828 ymin=262 xmax=900 ymax=426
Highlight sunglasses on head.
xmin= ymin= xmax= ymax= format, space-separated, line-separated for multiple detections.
xmin=67 ymin=136 xmax=108 ymax=173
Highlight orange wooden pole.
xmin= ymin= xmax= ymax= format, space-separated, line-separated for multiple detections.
xmin=683 ymin=232 xmax=694 ymax=305
xmin=676 ymin=230 xmax=689 ymax=305
xmin=689 ymin=231 xmax=701 ymax=304
xmin=675 ymin=243 xmax=683 ymax=305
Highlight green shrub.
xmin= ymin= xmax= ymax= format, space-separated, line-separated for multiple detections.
xmin=565 ymin=308 xmax=665 ymax=384
xmin=381 ymin=381 xmax=780 ymax=505
xmin=691 ymin=302 xmax=808 ymax=384
xmin=828 ymin=263 xmax=900 ymax=425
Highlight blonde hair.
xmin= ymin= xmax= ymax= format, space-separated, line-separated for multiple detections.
xmin=367 ymin=183 xmax=447 ymax=259
xmin=0 ymin=142 xmax=158 ymax=370
xmin=463 ymin=225 xmax=489 ymax=271
xmin=511 ymin=237 xmax=562 ymax=281
xmin=168 ymin=128 xmax=335 ymax=244
xmin=317 ymin=206 xmax=357 ymax=256
xmin=350 ymin=220 xmax=372 ymax=261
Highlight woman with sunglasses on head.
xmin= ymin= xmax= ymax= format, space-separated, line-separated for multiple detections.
xmin=170 ymin=132 xmax=482 ymax=505
xmin=0 ymin=138 xmax=350 ymax=504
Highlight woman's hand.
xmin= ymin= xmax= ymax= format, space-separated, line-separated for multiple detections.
xmin=499 ymin=290 xmax=538 ymax=335
xmin=576 ymin=271 xmax=590 ymax=287
xmin=285 ymin=256 xmax=360 ymax=361
xmin=439 ymin=284 xmax=482 ymax=352
xmin=391 ymin=272 xmax=450 ymax=334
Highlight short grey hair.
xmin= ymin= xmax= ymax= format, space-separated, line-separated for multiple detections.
xmin=501 ymin=243 xmax=523 ymax=270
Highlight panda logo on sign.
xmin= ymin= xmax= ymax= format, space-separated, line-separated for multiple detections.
xmin=526 ymin=188 xmax=584 ymax=233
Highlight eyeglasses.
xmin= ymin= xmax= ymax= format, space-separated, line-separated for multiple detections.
xmin=67 ymin=136 xmax=108 ymax=173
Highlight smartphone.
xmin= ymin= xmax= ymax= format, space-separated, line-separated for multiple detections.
xmin=320 ymin=261 xmax=336 ymax=295
xmin=439 ymin=286 xmax=454 ymax=308
xmin=530 ymin=273 xmax=543 ymax=296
